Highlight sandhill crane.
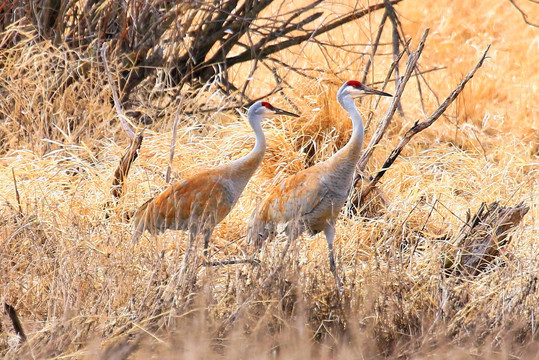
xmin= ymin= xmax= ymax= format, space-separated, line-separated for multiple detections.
xmin=131 ymin=101 xmax=299 ymax=260
xmin=247 ymin=80 xmax=392 ymax=288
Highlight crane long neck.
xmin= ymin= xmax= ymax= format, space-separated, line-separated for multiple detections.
xmin=322 ymin=94 xmax=364 ymax=191
xmin=338 ymin=95 xmax=364 ymax=159
xmin=230 ymin=112 xmax=266 ymax=185
xmin=250 ymin=113 xmax=266 ymax=157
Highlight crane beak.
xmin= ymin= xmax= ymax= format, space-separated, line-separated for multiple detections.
xmin=362 ymin=85 xmax=393 ymax=97
xmin=272 ymin=107 xmax=300 ymax=117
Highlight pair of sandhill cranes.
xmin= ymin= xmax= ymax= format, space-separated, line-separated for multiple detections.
xmin=131 ymin=80 xmax=392 ymax=288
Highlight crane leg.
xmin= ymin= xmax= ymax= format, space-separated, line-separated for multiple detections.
xmin=130 ymin=220 xmax=146 ymax=245
xmin=203 ymin=229 xmax=214 ymax=260
xmin=130 ymin=230 xmax=142 ymax=245
xmin=179 ymin=230 xmax=197 ymax=284
xmin=324 ymin=224 xmax=343 ymax=291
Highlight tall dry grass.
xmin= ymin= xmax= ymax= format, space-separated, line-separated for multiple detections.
xmin=0 ymin=0 xmax=538 ymax=359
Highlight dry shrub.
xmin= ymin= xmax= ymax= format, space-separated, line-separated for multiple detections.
xmin=0 ymin=35 xmax=113 ymax=155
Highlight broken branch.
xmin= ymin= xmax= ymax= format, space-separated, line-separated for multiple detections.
xmin=357 ymin=28 xmax=429 ymax=172
xmin=4 ymin=302 xmax=26 ymax=342
xmin=361 ymin=11 xmax=388 ymax=84
xmin=11 ymin=168 xmax=22 ymax=216
xmin=449 ymin=201 xmax=529 ymax=276
xmin=166 ymin=106 xmax=182 ymax=184
xmin=101 ymin=44 xmax=136 ymax=140
xmin=111 ymin=131 xmax=144 ymax=201
xmin=360 ymin=45 xmax=491 ymax=201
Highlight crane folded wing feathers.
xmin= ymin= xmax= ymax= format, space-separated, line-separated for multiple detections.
xmin=131 ymin=170 xmax=236 ymax=243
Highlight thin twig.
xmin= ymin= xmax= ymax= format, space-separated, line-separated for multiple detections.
xmin=384 ymin=0 xmax=405 ymax=117
xmin=204 ymin=258 xmax=260 ymax=267
xmin=369 ymin=66 xmax=445 ymax=86
xmin=101 ymin=44 xmax=136 ymax=140
xmin=225 ymin=0 xmax=403 ymax=67
xmin=386 ymin=5 xmax=443 ymax=114
xmin=361 ymin=11 xmax=388 ymax=84
xmin=357 ymin=29 xmax=429 ymax=172
xmin=346 ymin=30 xmax=429 ymax=215
xmin=268 ymin=65 xmax=301 ymax=113
xmin=360 ymin=45 xmax=491 ymax=201
xmin=508 ymin=0 xmax=539 ymax=27
xmin=111 ymin=131 xmax=145 ymax=202
xmin=4 ymin=302 xmax=26 ymax=342
xmin=365 ymin=40 xmax=409 ymax=130
xmin=166 ymin=102 xmax=183 ymax=184
xmin=11 ymin=168 xmax=22 ymax=216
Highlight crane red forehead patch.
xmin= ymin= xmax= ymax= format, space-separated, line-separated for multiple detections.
xmin=261 ymin=101 xmax=274 ymax=109
xmin=346 ymin=80 xmax=362 ymax=88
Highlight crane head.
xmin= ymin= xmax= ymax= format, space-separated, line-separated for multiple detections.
xmin=250 ymin=101 xmax=299 ymax=119
xmin=340 ymin=80 xmax=392 ymax=99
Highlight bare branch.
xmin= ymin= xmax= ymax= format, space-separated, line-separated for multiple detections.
xmin=360 ymin=45 xmax=491 ymax=200
xmin=225 ymin=0 xmax=402 ymax=67
xmin=345 ymin=30 xmax=429 ymax=215
xmin=166 ymin=107 xmax=182 ymax=184
xmin=384 ymin=0 xmax=405 ymax=117
xmin=365 ymin=39 xmax=409 ymax=129
xmin=11 ymin=168 xmax=22 ymax=216
xmin=361 ymin=11 xmax=388 ymax=84
xmin=101 ymin=44 xmax=135 ymax=140
xmin=111 ymin=131 xmax=144 ymax=202
xmin=4 ymin=303 xmax=26 ymax=342
xmin=509 ymin=0 xmax=539 ymax=27
xmin=370 ymin=66 xmax=446 ymax=86
xmin=357 ymin=29 xmax=429 ymax=172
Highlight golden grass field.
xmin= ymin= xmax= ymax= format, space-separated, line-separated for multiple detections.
xmin=0 ymin=0 xmax=538 ymax=358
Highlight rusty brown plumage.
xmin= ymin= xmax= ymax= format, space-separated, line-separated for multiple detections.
xmin=132 ymin=169 xmax=235 ymax=238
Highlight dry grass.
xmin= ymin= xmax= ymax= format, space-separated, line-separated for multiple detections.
xmin=1 ymin=0 xmax=538 ymax=359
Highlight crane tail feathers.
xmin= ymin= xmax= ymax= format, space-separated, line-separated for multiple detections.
xmin=130 ymin=197 xmax=155 ymax=245
xmin=247 ymin=212 xmax=275 ymax=249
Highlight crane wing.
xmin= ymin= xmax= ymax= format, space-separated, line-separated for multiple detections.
xmin=132 ymin=169 xmax=235 ymax=241
xmin=255 ymin=166 xmax=330 ymax=226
